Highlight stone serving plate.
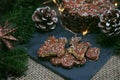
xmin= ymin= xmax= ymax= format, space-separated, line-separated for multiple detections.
xmin=26 ymin=20 xmax=113 ymax=80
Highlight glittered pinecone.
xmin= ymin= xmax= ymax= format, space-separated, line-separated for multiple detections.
xmin=98 ymin=9 xmax=120 ymax=36
xmin=32 ymin=6 xmax=58 ymax=31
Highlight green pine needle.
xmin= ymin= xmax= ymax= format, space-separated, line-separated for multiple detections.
xmin=0 ymin=0 xmax=40 ymax=78
xmin=114 ymin=40 xmax=120 ymax=54
xmin=0 ymin=46 xmax=28 ymax=78
xmin=96 ymin=33 xmax=118 ymax=47
xmin=96 ymin=33 xmax=120 ymax=54
xmin=0 ymin=0 xmax=39 ymax=44
xmin=0 ymin=0 xmax=16 ymax=14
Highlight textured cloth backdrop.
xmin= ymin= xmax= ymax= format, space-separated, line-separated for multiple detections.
xmin=16 ymin=54 xmax=120 ymax=80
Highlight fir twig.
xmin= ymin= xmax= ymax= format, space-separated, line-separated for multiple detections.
xmin=114 ymin=39 xmax=120 ymax=54
xmin=0 ymin=0 xmax=39 ymax=44
xmin=0 ymin=0 xmax=40 ymax=78
xmin=0 ymin=46 xmax=28 ymax=78
xmin=96 ymin=33 xmax=117 ymax=47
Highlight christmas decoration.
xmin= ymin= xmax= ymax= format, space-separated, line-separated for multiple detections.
xmin=32 ymin=6 xmax=58 ymax=31
xmin=0 ymin=21 xmax=18 ymax=49
xmin=111 ymin=0 xmax=120 ymax=10
xmin=98 ymin=9 xmax=120 ymax=36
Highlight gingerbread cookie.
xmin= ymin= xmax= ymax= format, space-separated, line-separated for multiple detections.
xmin=86 ymin=47 xmax=100 ymax=61
xmin=69 ymin=36 xmax=81 ymax=45
xmin=67 ymin=42 xmax=91 ymax=60
xmin=51 ymin=53 xmax=86 ymax=68
xmin=38 ymin=36 xmax=67 ymax=57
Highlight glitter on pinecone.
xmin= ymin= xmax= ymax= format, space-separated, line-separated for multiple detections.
xmin=0 ymin=21 xmax=18 ymax=49
xmin=98 ymin=9 xmax=120 ymax=36
xmin=32 ymin=6 xmax=58 ymax=31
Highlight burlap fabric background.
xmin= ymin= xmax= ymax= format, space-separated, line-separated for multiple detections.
xmin=16 ymin=53 xmax=120 ymax=80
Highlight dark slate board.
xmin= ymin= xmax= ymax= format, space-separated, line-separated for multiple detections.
xmin=26 ymin=20 xmax=113 ymax=80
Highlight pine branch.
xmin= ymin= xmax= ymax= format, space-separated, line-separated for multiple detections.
xmin=0 ymin=0 xmax=39 ymax=44
xmin=114 ymin=39 xmax=120 ymax=54
xmin=0 ymin=46 xmax=28 ymax=77
xmin=0 ymin=0 xmax=40 ymax=79
xmin=96 ymin=33 xmax=118 ymax=47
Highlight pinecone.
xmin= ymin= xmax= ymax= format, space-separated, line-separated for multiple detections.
xmin=98 ymin=9 xmax=120 ymax=36
xmin=32 ymin=6 xmax=58 ymax=31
